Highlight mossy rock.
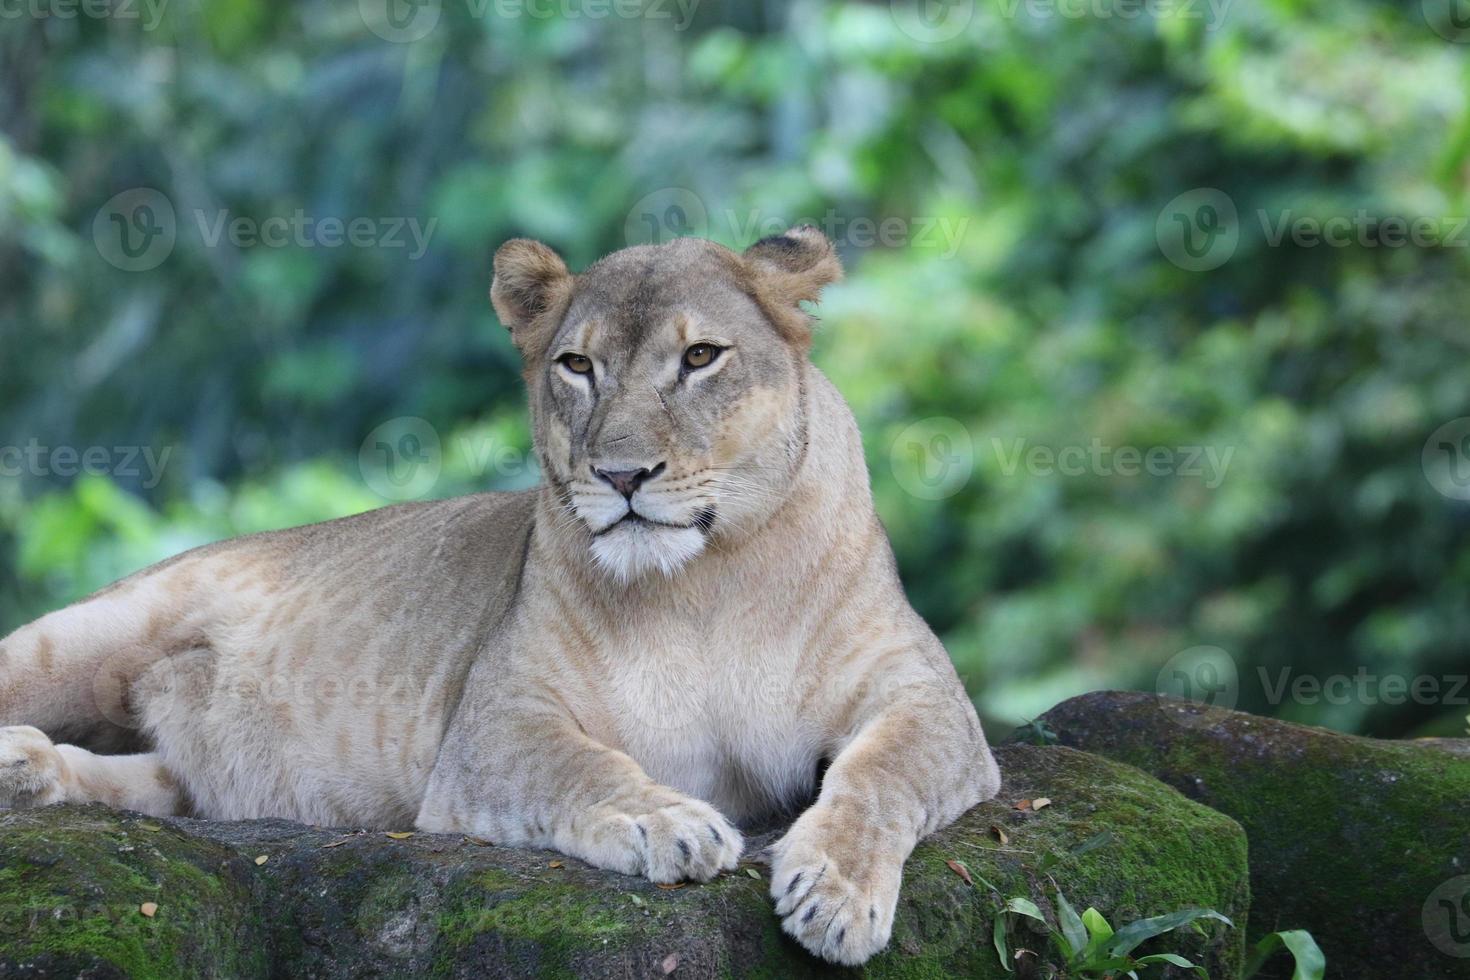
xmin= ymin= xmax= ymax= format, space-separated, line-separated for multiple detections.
xmin=0 ymin=744 xmax=1248 ymax=978
xmin=1032 ymin=691 xmax=1470 ymax=979
xmin=0 ymin=808 xmax=269 ymax=978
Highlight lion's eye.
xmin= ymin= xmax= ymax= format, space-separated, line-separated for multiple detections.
xmin=683 ymin=344 xmax=722 ymax=371
xmin=559 ymin=353 xmax=593 ymax=376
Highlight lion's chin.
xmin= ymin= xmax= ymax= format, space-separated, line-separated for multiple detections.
xmin=589 ymin=520 xmax=706 ymax=584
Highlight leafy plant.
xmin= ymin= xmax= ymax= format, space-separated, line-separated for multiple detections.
xmin=992 ymin=889 xmax=1325 ymax=979
xmin=1018 ymin=718 xmax=1061 ymax=747
xmin=1243 ymin=930 xmax=1327 ymax=980
xmin=995 ymin=894 xmax=1226 ymax=977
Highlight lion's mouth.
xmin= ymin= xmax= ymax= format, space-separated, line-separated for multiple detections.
xmin=591 ymin=507 xmax=717 ymax=537
xmin=581 ymin=497 xmax=719 ymax=582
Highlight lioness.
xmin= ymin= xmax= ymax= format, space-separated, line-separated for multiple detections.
xmin=0 ymin=227 xmax=999 ymax=965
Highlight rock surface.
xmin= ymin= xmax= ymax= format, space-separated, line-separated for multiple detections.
xmin=0 ymin=744 xmax=1248 ymax=979
xmin=1034 ymin=691 xmax=1470 ymax=980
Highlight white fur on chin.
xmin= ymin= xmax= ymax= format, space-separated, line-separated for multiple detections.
xmin=590 ymin=521 xmax=706 ymax=584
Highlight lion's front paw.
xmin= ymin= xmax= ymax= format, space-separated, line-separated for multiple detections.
xmin=636 ymin=798 xmax=744 ymax=883
xmin=0 ymin=726 xmax=68 ymax=808
xmin=769 ymin=807 xmax=904 ymax=966
xmin=579 ymin=794 xmax=743 ymax=883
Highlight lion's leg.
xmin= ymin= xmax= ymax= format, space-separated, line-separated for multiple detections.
xmin=768 ymin=650 xmax=1000 ymax=966
xmin=0 ymin=553 xmax=218 ymax=747
xmin=0 ymin=725 xmax=185 ymax=816
xmin=418 ymin=681 xmax=744 ymax=883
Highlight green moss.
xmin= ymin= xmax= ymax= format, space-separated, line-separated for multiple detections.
xmin=440 ymin=883 xmax=633 ymax=946
xmin=853 ymin=745 xmax=1248 ymax=979
xmin=1037 ymin=691 xmax=1470 ymax=979
xmin=431 ymin=867 xmax=653 ymax=979
xmin=0 ymin=814 xmax=267 ymax=979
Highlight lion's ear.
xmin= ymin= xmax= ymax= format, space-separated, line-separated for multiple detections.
xmin=742 ymin=225 xmax=843 ymax=307
xmin=491 ymin=238 xmax=572 ymax=352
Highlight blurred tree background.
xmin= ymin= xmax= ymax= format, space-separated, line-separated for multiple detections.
xmin=2 ymin=0 xmax=1467 ymax=739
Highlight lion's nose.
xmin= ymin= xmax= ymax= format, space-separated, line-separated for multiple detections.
xmin=594 ymin=462 xmax=665 ymax=499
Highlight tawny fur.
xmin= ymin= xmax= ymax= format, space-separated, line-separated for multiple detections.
xmin=0 ymin=228 xmax=999 ymax=966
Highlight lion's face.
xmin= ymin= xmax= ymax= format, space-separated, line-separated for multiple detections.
xmin=491 ymin=229 xmax=842 ymax=583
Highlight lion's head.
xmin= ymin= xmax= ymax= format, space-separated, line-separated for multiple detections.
xmin=490 ymin=227 xmax=843 ymax=583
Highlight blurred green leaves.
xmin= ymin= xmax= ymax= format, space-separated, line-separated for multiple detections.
xmin=2 ymin=0 xmax=1467 ymax=738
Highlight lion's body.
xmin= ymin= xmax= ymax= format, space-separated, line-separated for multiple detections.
xmin=0 ymin=231 xmax=999 ymax=966
xmin=1 ymin=491 xmax=532 ymax=824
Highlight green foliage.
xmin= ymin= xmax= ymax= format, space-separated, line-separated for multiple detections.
xmin=2 ymin=0 xmax=1466 ymax=738
xmin=1017 ymin=718 xmax=1061 ymax=747
xmin=995 ymin=890 xmax=1230 ymax=977
xmin=994 ymin=887 xmax=1324 ymax=980
xmin=1243 ymin=930 xmax=1327 ymax=980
